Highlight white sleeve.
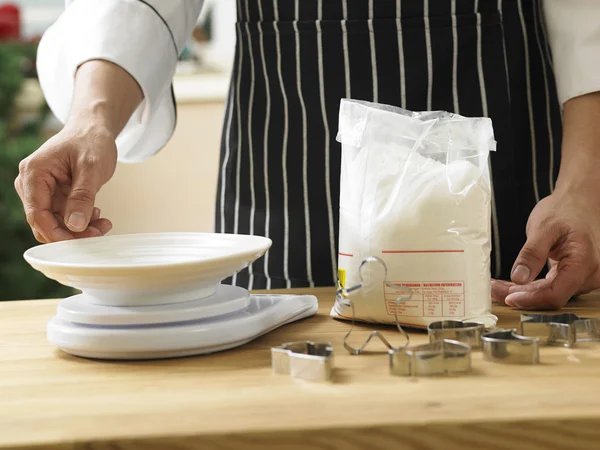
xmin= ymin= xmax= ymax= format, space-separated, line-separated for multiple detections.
xmin=543 ymin=0 xmax=600 ymax=106
xmin=36 ymin=0 xmax=205 ymax=163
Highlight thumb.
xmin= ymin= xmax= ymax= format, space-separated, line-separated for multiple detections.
xmin=511 ymin=224 xmax=557 ymax=285
xmin=64 ymin=168 xmax=100 ymax=233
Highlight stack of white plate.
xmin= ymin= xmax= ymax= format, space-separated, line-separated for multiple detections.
xmin=24 ymin=233 xmax=318 ymax=360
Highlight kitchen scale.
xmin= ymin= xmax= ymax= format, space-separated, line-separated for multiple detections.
xmin=24 ymin=232 xmax=318 ymax=360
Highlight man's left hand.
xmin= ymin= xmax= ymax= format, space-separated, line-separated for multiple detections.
xmin=491 ymin=189 xmax=600 ymax=309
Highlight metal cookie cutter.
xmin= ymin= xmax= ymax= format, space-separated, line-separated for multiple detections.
xmin=336 ymin=257 xmax=473 ymax=377
xmin=427 ymin=320 xmax=485 ymax=350
xmin=271 ymin=341 xmax=334 ymax=382
xmin=481 ymin=329 xmax=540 ymax=364
xmin=389 ymin=339 xmax=472 ymax=377
xmin=519 ymin=313 xmax=600 ymax=348
xmin=335 ymin=256 xmax=412 ymax=355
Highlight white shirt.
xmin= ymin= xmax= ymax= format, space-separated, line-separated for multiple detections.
xmin=36 ymin=0 xmax=600 ymax=163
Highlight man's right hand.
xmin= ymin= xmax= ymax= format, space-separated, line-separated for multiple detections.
xmin=14 ymin=59 xmax=144 ymax=244
xmin=14 ymin=123 xmax=117 ymax=243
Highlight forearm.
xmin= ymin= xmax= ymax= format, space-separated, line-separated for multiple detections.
xmin=66 ymin=60 xmax=143 ymax=139
xmin=554 ymin=92 xmax=600 ymax=195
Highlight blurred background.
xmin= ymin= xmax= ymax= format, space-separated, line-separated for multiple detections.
xmin=0 ymin=0 xmax=234 ymax=300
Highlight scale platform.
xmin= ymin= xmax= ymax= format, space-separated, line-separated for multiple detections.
xmin=48 ymin=285 xmax=318 ymax=360
xmin=23 ymin=233 xmax=319 ymax=360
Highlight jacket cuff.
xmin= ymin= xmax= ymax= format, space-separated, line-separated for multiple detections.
xmin=37 ymin=0 xmax=178 ymax=162
xmin=544 ymin=0 xmax=600 ymax=105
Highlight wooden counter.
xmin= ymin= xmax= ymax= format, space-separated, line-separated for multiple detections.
xmin=2 ymin=288 xmax=600 ymax=449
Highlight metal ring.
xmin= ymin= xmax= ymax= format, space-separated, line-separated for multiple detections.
xmin=389 ymin=339 xmax=472 ymax=377
xmin=427 ymin=320 xmax=485 ymax=349
xmin=481 ymin=329 xmax=540 ymax=364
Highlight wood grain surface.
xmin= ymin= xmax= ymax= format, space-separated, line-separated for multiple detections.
xmin=2 ymin=288 xmax=600 ymax=450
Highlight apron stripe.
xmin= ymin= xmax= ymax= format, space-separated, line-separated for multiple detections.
xmin=532 ymin=2 xmax=555 ymax=194
xmin=273 ymin=2 xmax=292 ymax=288
xmin=219 ymin=84 xmax=234 ymax=235
xmin=537 ymin=2 xmax=555 ymax=72
xmin=243 ymin=18 xmax=257 ymax=290
xmin=424 ymin=0 xmax=433 ymax=111
xmin=490 ymin=167 xmax=502 ymax=278
xmin=537 ymin=1 xmax=561 ymax=121
xmin=368 ymin=0 xmax=378 ymax=103
xmin=317 ymin=1 xmax=337 ymax=286
xmin=517 ymin=0 xmax=540 ymax=203
xmin=476 ymin=13 xmax=488 ymax=117
xmin=341 ymin=1 xmax=351 ymax=99
xmin=293 ymin=1 xmax=313 ymax=288
xmin=395 ymin=1 xmax=406 ymax=109
xmin=257 ymin=3 xmax=272 ymax=289
xmin=475 ymin=8 xmax=501 ymax=278
xmin=498 ymin=0 xmax=512 ymax=103
xmin=451 ymin=0 xmax=459 ymax=113
xmin=232 ymin=16 xmax=244 ymax=286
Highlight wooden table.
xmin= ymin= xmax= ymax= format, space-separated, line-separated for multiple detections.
xmin=2 ymin=289 xmax=600 ymax=449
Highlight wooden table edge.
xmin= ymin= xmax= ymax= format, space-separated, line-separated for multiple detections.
xmin=5 ymin=415 xmax=600 ymax=450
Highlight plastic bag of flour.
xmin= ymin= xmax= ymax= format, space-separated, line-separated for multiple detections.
xmin=331 ymin=99 xmax=498 ymax=329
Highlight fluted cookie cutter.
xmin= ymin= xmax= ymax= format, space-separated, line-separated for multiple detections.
xmin=389 ymin=339 xmax=472 ymax=377
xmin=427 ymin=320 xmax=485 ymax=350
xmin=271 ymin=341 xmax=334 ymax=382
xmin=519 ymin=313 xmax=600 ymax=348
xmin=481 ymin=329 xmax=540 ymax=364
xmin=335 ymin=256 xmax=412 ymax=355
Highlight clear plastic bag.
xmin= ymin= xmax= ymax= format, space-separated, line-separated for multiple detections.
xmin=332 ymin=99 xmax=498 ymax=328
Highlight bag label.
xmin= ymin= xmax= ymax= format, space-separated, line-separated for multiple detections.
xmin=385 ymin=281 xmax=465 ymax=318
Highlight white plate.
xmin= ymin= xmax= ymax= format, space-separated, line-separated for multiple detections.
xmin=24 ymin=232 xmax=271 ymax=306
xmin=56 ymin=284 xmax=250 ymax=326
xmin=47 ymin=294 xmax=319 ymax=360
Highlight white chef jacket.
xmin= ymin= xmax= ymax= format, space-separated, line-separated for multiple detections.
xmin=36 ymin=0 xmax=600 ymax=163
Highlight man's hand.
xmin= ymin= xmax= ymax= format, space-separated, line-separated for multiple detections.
xmin=493 ymin=91 xmax=600 ymax=310
xmin=492 ymin=190 xmax=600 ymax=309
xmin=14 ymin=123 xmax=117 ymax=243
xmin=13 ymin=59 xmax=143 ymax=243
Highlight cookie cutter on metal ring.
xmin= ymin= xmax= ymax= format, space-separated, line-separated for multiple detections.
xmin=335 ymin=256 xmax=412 ymax=355
xmin=271 ymin=341 xmax=334 ymax=382
xmin=427 ymin=320 xmax=485 ymax=350
xmin=389 ymin=339 xmax=472 ymax=377
xmin=519 ymin=313 xmax=600 ymax=348
xmin=481 ymin=329 xmax=540 ymax=364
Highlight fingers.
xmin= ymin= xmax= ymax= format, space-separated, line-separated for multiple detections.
xmin=92 ymin=218 xmax=113 ymax=235
xmin=15 ymin=173 xmax=43 ymax=242
xmin=19 ymin=170 xmax=73 ymax=243
xmin=33 ymin=210 xmax=74 ymax=243
xmin=491 ymin=279 xmax=513 ymax=303
xmin=16 ymin=162 xmax=109 ymax=243
xmin=508 ymin=278 xmax=550 ymax=294
xmin=16 ymin=128 xmax=117 ymax=243
xmin=511 ymin=222 xmax=561 ymax=285
xmin=545 ymin=264 xmax=558 ymax=281
xmin=53 ymin=213 xmax=112 ymax=238
xmin=32 ymin=229 xmax=47 ymax=244
xmin=64 ymin=164 xmax=101 ymax=233
xmin=504 ymin=261 xmax=584 ymax=310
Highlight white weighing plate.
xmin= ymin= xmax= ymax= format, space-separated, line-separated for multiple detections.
xmin=24 ymin=232 xmax=272 ymax=306
xmin=47 ymin=294 xmax=319 ymax=360
xmin=57 ymin=284 xmax=250 ymax=326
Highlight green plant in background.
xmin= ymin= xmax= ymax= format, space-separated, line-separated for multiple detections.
xmin=0 ymin=42 xmax=74 ymax=300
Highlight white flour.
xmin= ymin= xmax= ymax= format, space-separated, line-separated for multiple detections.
xmin=332 ymin=100 xmax=498 ymax=329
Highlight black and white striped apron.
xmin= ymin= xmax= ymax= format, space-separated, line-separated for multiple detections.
xmin=215 ymin=0 xmax=562 ymax=290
